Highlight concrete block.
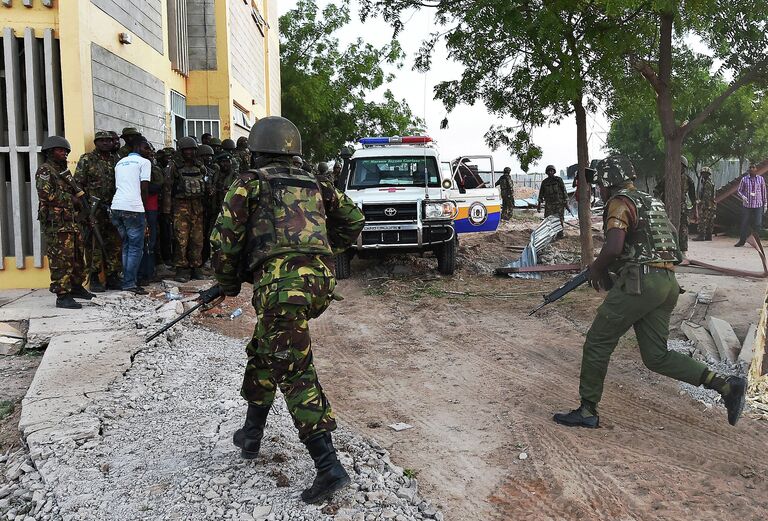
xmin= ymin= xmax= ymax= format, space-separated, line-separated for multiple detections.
xmin=26 ymin=316 xmax=112 ymax=349
xmin=707 ymin=316 xmax=740 ymax=364
xmin=739 ymin=323 xmax=757 ymax=372
xmin=681 ymin=321 xmax=720 ymax=362
xmin=0 ymin=322 xmax=23 ymax=338
xmin=696 ymin=284 xmax=718 ymax=304
xmin=0 ymin=336 xmax=23 ymax=355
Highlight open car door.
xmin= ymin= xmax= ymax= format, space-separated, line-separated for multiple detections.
xmin=447 ymin=155 xmax=501 ymax=233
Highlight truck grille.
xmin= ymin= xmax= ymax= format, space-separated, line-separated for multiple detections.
xmin=363 ymin=203 xmax=418 ymax=222
xmin=362 ymin=230 xmax=418 ymax=246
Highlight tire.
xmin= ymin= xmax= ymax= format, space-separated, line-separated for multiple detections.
xmin=334 ymin=251 xmax=352 ymax=280
xmin=436 ymin=236 xmax=457 ymax=275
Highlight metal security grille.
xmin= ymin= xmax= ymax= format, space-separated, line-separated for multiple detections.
xmin=167 ymin=0 xmax=189 ymax=76
xmin=186 ymin=119 xmax=220 ymax=139
xmin=0 ymin=27 xmax=63 ymax=270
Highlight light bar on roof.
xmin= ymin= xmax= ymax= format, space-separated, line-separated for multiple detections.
xmin=358 ymin=136 xmax=433 ymax=145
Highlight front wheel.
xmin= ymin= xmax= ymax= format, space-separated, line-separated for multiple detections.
xmin=436 ymin=237 xmax=457 ymax=276
xmin=334 ymin=250 xmax=352 ymax=280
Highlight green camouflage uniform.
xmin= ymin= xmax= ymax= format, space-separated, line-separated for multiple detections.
xmin=36 ymin=160 xmax=86 ymax=295
xmin=698 ymin=176 xmax=716 ymax=237
xmin=653 ymin=172 xmax=696 ymax=252
xmin=74 ymin=150 xmax=122 ymax=279
xmin=170 ymin=161 xmax=207 ymax=269
xmin=538 ymin=175 xmax=568 ymax=233
xmin=117 ymin=144 xmax=132 ymax=159
xmin=235 ymin=148 xmax=251 ymax=173
xmin=211 ymin=157 xmax=364 ymax=441
xmin=496 ymin=172 xmax=515 ymax=220
xmin=579 ymin=186 xmax=707 ymax=409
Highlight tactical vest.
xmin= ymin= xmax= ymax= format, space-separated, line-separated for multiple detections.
xmin=606 ymin=188 xmax=683 ymax=267
xmin=174 ymin=165 xmax=205 ymax=199
xmin=541 ymin=177 xmax=565 ymax=203
xmin=245 ymin=166 xmax=333 ymax=272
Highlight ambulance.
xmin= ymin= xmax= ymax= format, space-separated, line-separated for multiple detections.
xmin=334 ymin=136 xmax=501 ymax=278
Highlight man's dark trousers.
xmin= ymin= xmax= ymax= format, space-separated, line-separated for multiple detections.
xmin=740 ymin=206 xmax=763 ymax=243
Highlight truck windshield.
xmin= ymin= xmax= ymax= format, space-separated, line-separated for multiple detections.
xmin=349 ymin=156 xmax=441 ymax=188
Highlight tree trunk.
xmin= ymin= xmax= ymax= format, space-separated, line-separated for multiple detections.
xmin=573 ymin=99 xmax=593 ymax=266
xmin=662 ymin=136 xmax=683 ymax=228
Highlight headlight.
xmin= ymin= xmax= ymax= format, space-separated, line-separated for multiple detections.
xmin=424 ymin=201 xmax=457 ymax=219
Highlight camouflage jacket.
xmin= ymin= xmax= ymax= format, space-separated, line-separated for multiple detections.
xmin=211 ymin=158 xmax=365 ymax=293
xmin=117 ymin=145 xmax=132 ymax=159
xmin=538 ymin=176 xmax=567 ymax=206
xmin=74 ymin=150 xmax=115 ymax=204
xmin=235 ymin=149 xmax=251 ymax=172
xmin=36 ymin=160 xmax=80 ymax=233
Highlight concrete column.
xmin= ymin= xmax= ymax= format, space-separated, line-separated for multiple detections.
xmin=43 ymin=28 xmax=62 ymax=137
xmin=24 ymin=28 xmax=43 ymax=267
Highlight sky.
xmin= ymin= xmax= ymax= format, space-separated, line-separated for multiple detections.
xmin=278 ymin=1 xmax=611 ymax=174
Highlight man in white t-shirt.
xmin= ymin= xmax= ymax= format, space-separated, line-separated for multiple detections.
xmin=111 ymin=137 xmax=152 ymax=294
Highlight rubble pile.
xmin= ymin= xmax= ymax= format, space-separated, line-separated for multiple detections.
xmin=667 ymin=339 xmax=742 ymax=407
xmin=1 ymin=295 xmax=440 ymax=521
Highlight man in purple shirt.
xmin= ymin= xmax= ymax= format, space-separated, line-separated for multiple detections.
xmin=735 ymin=163 xmax=766 ymax=247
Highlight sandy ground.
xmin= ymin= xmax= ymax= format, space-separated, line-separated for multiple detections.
xmin=196 ymin=217 xmax=768 ymax=521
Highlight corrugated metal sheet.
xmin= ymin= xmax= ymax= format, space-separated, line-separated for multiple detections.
xmin=501 ymin=215 xmax=563 ymax=279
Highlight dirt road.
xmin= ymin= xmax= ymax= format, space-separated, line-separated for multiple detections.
xmin=200 ymin=222 xmax=768 ymax=520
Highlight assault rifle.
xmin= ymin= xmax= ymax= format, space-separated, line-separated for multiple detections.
xmin=58 ymin=170 xmax=108 ymax=262
xmin=529 ymin=268 xmax=590 ymax=316
xmin=145 ymin=285 xmax=225 ymax=342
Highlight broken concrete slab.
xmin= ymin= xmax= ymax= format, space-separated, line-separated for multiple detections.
xmin=26 ymin=314 xmax=113 ymax=349
xmin=739 ymin=323 xmax=757 ymax=372
xmin=696 ymin=284 xmax=718 ymax=304
xmin=681 ymin=321 xmax=720 ymax=362
xmin=707 ymin=316 xmax=740 ymax=364
xmin=0 ymin=322 xmax=24 ymax=338
xmin=0 ymin=336 xmax=24 ymax=355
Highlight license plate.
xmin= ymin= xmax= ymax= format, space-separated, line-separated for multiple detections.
xmin=366 ymin=225 xmax=405 ymax=231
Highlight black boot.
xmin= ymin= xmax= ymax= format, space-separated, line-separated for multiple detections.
xmin=705 ymin=373 xmax=748 ymax=426
xmin=89 ymin=273 xmax=105 ymax=293
xmin=56 ymin=294 xmax=82 ymax=309
xmin=105 ymin=274 xmax=123 ymax=290
xmin=175 ymin=268 xmax=190 ymax=283
xmin=301 ymin=432 xmax=351 ymax=504
xmin=232 ymin=404 xmax=270 ymax=459
xmin=190 ymin=268 xmax=206 ymax=281
xmin=70 ymin=285 xmax=95 ymax=300
xmin=553 ymin=402 xmax=599 ymax=428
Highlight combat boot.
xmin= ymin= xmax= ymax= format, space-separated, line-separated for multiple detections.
xmin=553 ymin=402 xmax=599 ymax=428
xmin=301 ymin=432 xmax=351 ymax=504
xmin=175 ymin=269 xmax=190 ymax=283
xmin=105 ymin=274 xmax=123 ymax=290
xmin=705 ymin=233 xmax=712 ymax=241
xmin=190 ymin=268 xmax=206 ymax=281
xmin=705 ymin=373 xmax=747 ymax=426
xmin=89 ymin=273 xmax=105 ymax=293
xmin=232 ymin=404 xmax=270 ymax=459
xmin=70 ymin=285 xmax=96 ymax=300
xmin=56 ymin=294 xmax=82 ymax=309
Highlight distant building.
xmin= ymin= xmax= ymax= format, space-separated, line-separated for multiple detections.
xmin=0 ymin=0 xmax=280 ymax=288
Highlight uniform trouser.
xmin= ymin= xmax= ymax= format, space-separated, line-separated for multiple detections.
xmin=699 ymin=207 xmax=715 ymax=236
xmin=44 ymin=227 xmax=85 ymax=295
xmin=679 ymin=211 xmax=689 ymax=252
xmin=501 ymin=196 xmax=514 ymax=220
xmin=83 ymin=211 xmax=122 ymax=279
xmin=242 ymin=275 xmax=337 ymax=442
xmin=579 ymin=269 xmax=707 ymax=407
xmin=739 ymin=207 xmax=763 ymax=243
xmin=172 ymin=199 xmax=205 ymax=269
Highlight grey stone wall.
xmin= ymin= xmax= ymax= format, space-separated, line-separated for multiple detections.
xmin=229 ymin=1 xmax=266 ymax=106
xmin=91 ymin=0 xmax=164 ymax=54
xmin=91 ymin=44 xmax=166 ymax=148
xmin=187 ymin=0 xmax=217 ymax=70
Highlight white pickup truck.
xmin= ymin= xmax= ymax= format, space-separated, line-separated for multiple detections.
xmin=334 ymin=136 xmax=501 ymax=278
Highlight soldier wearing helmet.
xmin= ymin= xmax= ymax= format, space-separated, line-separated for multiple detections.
xmin=554 ymin=155 xmax=747 ymax=429
xmin=212 ymin=151 xmax=235 ymax=210
xmin=197 ymin=144 xmax=220 ymax=264
xmin=36 ymin=136 xmax=94 ymax=309
xmin=156 ymin=147 xmax=177 ymax=265
xmin=495 ymin=166 xmax=515 ymax=221
xmin=235 ymin=136 xmax=251 ymax=173
xmin=537 ymin=164 xmax=568 ymax=239
xmin=694 ymin=166 xmax=716 ymax=242
xmin=169 ymin=136 xmax=208 ymax=282
xmin=210 ymin=116 xmax=365 ymax=504
xmin=221 ymin=138 xmax=241 ymax=173
xmin=209 ymin=137 xmax=223 ymax=155
xmin=653 ymin=156 xmax=698 ymax=254
xmin=73 ymin=131 xmax=124 ymax=292
xmin=118 ymin=127 xmax=143 ymax=159
xmin=108 ymin=131 xmax=121 ymax=166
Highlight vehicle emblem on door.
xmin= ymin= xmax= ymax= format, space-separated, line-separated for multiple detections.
xmin=384 ymin=207 xmax=398 ymax=217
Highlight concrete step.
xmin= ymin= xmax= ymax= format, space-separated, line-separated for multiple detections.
xmin=681 ymin=320 xmax=720 ymax=362
xmin=707 ymin=316 xmax=741 ymax=364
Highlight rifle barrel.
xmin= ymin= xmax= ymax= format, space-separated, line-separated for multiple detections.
xmin=145 ymin=301 xmax=204 ymax=342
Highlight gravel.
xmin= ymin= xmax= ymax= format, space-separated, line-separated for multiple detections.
xmin=1 ymin=295 xmax=441 ymax=521
xmin=667 ymin=338 xmax=743 ymax=407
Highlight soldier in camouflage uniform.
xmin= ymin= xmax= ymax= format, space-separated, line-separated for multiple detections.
xmin=170 ymin=137 xmax=207 ymax=282
xmin=109 ymin=131 xmax=121 ymax=166
xmin=235 ymin=136 xmax=251 ymax=172
xmin=213 ymin=152 xmax=236 ymax=210
xmin=553 ymin=155 xmax=747 ymax=429
xmin=538 ymin=164 xmax=568 ymax=238
xmin=495 ymin=166 xmax=515 ymax=221
xmin=653 ymin=157 xmax=697 ymax=254
xmin=74 ymin=131 xmax=123 ymax=292
xmin=694 ymin=167 xmax=716 ymax=241
xmin=210 ymin=137 xmax=223 ymax=156
xmin=156 ymin=147 xmax=176 ymax=265
xmin=222 ymin=139 xmax=241 ymax=174
xmin=198 ymin=144 xmax=220 ymax=264
xmin=210 ymin=116 xmax=364 ymax=504
xmin=36 ymin=136 xmax=96 ymax=309
xmin=117 ymin=127 xmax=143 ymax=159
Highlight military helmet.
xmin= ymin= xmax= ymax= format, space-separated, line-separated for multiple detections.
xmin=596 ymin=155 xmax=636 ymax=188
xmin=121 ymin=127 xmax=142 ymax=138
xmin=94 ymin=130 xmax=112 ymax=141
xmin=42 ymin=135 xmax=71 ymax=152
xmin=680 ymin=156 xmax=689 ymax=168
xmin=198 ymin=144 xmax=214 ymax=156
xmin=317 ymin=162 xmax=329 ymax=175
xmin=209 ymin=137 xmax=222 ymax=147
xmin=503 ymin=167 xmax=511 ymax=173
xmin=214 ymin=152 xmax=231 ymax=163
xmin=291 ymin=155 xmax=303 ymax=167
xmin=178 ymin=136 xmax=198 ymax=150
xmin=222 ymin=139 xmax=236 ymax=150
xmin=545 ymin=164 xmax=556 ymax=173
xmin=248 ymin=116 xmax=302 ymax=155
xmin=700 ymin=166 xmax=712 ymax=176
xmin=236 ymin=136 xmax=249 ymax=148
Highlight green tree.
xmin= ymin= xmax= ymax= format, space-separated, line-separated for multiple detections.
xmin=280 ymin=0 xmax=422 ymax=162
